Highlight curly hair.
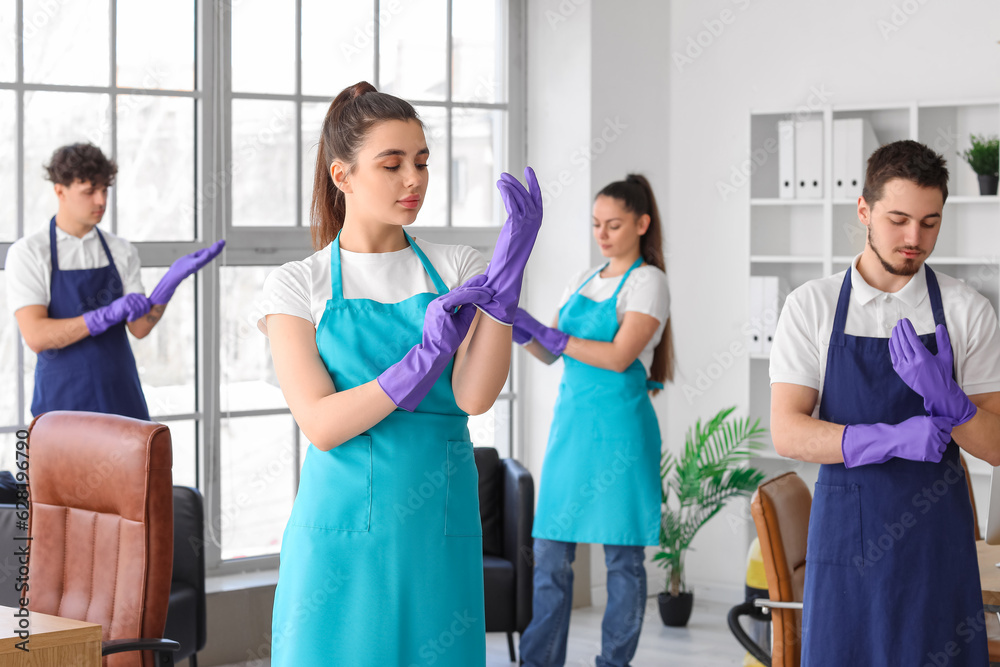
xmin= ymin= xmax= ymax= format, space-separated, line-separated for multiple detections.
xmin=44 ymin=143 xmax=118 ymax=188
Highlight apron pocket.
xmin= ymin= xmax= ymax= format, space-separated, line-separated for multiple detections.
xmin=807 ymin=482 xmax=863 ymax=568
xmin=290 ymin=435 xmax=372 ymax=532
xmin=444 ymin=440 xmax=482 ymax=537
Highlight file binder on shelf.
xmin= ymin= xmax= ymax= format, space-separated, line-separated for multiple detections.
xmin=778 ymin=120 xmax=796 ymax=199
xmin=833 ymin=118 xmax=880 ymax=200
xmin=748 ymin=276 xmax=788 ymax=356
xmin=794 ymin=119 xmax=823 ymax=199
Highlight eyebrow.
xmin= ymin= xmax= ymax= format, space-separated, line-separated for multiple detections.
xmin=373 ymin=147 xmax=430 ymax=159
xmin=886 ymin=209 xmax=941 ymax=221
xmin=593 ymin=217 xmax=624 ymax=223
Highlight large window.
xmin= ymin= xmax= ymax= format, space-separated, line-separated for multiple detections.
xmin=0 ymin=1 xmax=522 ymax=574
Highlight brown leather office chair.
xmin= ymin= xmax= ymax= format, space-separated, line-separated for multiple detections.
xmin=28 ymin=411 xmax=180 ymax=667
xmin=750 ymin=471 xmax=811 ymax=667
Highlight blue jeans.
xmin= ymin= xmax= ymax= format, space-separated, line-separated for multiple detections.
xmin=520 ymin=538 xmax=647 ymax=667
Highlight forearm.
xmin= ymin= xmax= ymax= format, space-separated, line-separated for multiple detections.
xmin=128 ymin=303 xmax=166 ymax=339
xmin=452 ymin=312 xmax=511 ymax=415
xmin=563 ymin=336 xmax=633 ymax=372
xmin=293 ymin=380 xmax=397 ymax=452
xmin=523 ymin=339 xmax=558 ymax=365
xmin=16 ymin=313 xmax=90 ymax=353
xmin=770 ymin=410 xmax=846 ymax=463
xmin=952 ymin=397 xmax=1000 ymax=466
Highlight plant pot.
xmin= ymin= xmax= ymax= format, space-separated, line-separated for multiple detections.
xmin=978 ymin=174 xmax=999 ymax=196
xmin=657 ymin=591 xmax=694 ymax=627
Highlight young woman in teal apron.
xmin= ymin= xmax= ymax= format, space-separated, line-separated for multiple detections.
xmin=264 ymin=82 xmax=542 ymax=666
xmin=513 ymin=175 xmax=673 ymax=667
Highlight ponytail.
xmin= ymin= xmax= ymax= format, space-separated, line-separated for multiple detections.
xmin=596 ymin=174 xmax=675 ymax=393
xmin=310 ymin=81 xmax=422 ymax=250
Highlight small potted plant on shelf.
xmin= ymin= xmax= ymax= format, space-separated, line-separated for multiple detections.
xmin=655 ymin=406 xmax=766 ymax=627
xmin=961 ymin=133 xmax=999 ymax=196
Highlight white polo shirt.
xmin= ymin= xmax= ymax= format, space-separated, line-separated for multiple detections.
xmin=258 ymin=237 xmax=488 ymax=335
xmin=770 ymin=255 xmax=1000 ymax=414
xmin=4 ymin=223 xmax=145 ymax=314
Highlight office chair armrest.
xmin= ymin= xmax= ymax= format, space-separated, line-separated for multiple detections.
xmin=501 ymin=457 xmax=534 ymax=633
xmin=103 ymin=637 xmax=181 ymax=657
xmin=753 ymin=598 xmax=804 ymax=610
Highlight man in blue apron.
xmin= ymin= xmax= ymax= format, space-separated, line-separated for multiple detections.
xmin=6 ymin=143 xmax=223 ymax=421
xmin=770 ymin=139 xmax=1000 ymax=664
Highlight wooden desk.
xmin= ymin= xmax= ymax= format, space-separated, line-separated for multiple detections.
xmin=0 ymin=605 xmax=101 ymax=666
xmin=977 ymin=541 xmax=1000 ymax=612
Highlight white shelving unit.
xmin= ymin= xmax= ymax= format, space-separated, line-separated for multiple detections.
xmin=747 ymin=99 xmax=1000 ymax=478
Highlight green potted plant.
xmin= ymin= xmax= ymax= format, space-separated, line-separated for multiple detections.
xmin=961 ymin=133 xmax=999 ymax=196
xmin=655 ymin=406 xmax=767 ymax=627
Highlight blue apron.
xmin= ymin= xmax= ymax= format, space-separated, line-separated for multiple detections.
xmin=271 ymin=232 xmax=485 ymax=666
xmin=800 ymin=266 xmax=987 ymax=665
xmin=31 ymin=218 xmax=149 ymax=421
xmin=532 ymin=258 xmax=662 ymax=546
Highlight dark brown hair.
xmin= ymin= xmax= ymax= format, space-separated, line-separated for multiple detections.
xmin=862 ymin=139 xmax=949 ymax=206
xmin=310 ymin=81 xmax=422 ymax=249
xmin=44 ymin=143 xmax=117 ymax=188
xmin=596 ymin=174 xmax=675 ymax=392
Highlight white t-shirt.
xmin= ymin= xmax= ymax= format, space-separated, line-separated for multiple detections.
xmin=5 ymin=223 xmax=145 ymax=313
xmin=556 ymin=263 xmax=671 ymax=374
xmin=258 ymin=237 xmax=488 ymax=334
xmin=770 ymin=255 xmax=1000 ymax=414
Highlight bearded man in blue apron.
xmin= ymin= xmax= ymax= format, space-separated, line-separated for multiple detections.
xmin=6 ymin=143 xmax=224 ymax=420
xmin=770 ymin=139 xmax=1000 ymax=665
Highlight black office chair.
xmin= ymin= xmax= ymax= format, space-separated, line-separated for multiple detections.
xmin=164 ymin=486 xmax=207 ymax=667
xmin=475 ymin=447 xmax=534 ymax=663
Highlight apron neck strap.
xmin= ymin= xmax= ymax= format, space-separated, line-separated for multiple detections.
xmin=572 ymin=256 xmax=644 ymax=299
xmin=329 ymin=229 xmax=449 ymax=299
xmin=49 ymin=217 xmax=115 ymax=273
xmin=833 ymin=263 xmax=946 ymax=337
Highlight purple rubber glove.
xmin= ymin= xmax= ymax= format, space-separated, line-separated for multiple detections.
xmin=478 ymin=167 xmax=543 ymax=324
xmin=512 ymin=308 xmax=568 ymax=357
xmin=149 ymin=240 xmax=226 ymax=305
xmin=83 ymin=293 xmax=151 ymax=336
xmin=841 ymin=416 xmax=952 ymax=468
xmin=889 ymin=318 xmax=977 ymax=426
xmin=377 ymin=275 xmax=494 ymax=412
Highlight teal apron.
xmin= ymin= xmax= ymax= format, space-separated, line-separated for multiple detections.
xmin=532 ymin=258 xmax=662 ymax=546
xmin=271 ymin=232 xmax=485 ymax=666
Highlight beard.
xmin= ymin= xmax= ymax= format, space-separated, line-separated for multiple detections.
xmin=867 ymin=224 xmax=922 ymax=277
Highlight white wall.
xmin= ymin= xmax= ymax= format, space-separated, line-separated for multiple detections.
xmin=526 ymin=0 xmax=1000 ymax=599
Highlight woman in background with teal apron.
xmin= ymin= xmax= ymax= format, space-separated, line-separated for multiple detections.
xmin=514 ymin=175 xmax=673 ymax=667
xmin=260 ymin=82 xmax=542 ymax=666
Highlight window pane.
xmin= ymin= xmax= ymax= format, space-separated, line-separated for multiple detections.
xmin=116 ymin=96 xmax=195 ymax=241
xmin=0 ymin=2 xmax=13 ymax=82
xmin=469 ymin=400 xmax=511 ymax=458
xmin=116 ymin=0 xmax=195 ymax=90
xmin=0 ymin=91 xmax=15 ymax=242
xmin=302 ymin=102 xmax=328 ymax=227
xmin=133 ymin=267 xmax=196 ymax=417
xmin=220 ymin=266 xmax=285 ymax=412
xmin=232 ymin=100 xmax=296 ymax=227
xmin=231 ymin=0 xmax=294 ymax=95
xmin=415 ymin=106 xmax=447 ymax=227
xmin=380 ymin=0 xmax=447 ymax=102
xmin=165 ymin=419 xmax=197 ymax=487
xmin=23 ymin=0 xmax=109 ymax=86
xmin=221 ymin=414 xmax=296 ymax=559
xmin=301 ymin=0 xmax=374 ymax=97
xmin=0 ymin=273 xmax=19 ymax=426
xmin=452 ymin=0 xmax=503 ymax=103
xmin=452 ymin=109 xmax=502 ymax=227
xmin=23 ymin=91 xmax=111 ymax=237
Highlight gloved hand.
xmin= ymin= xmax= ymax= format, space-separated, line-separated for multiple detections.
xmin=149 ymin=239 xmax=226 ymax=305
xmin=83 ymin=293 xmax=151 ymax=336
xmin=513 ymin=308 xmax=568 ymax=356
xmin=889 ymin=318 xmax=976 ymax=426
xmin=841 ymin=416 xmax=952 ymax=468
xmin=378 ymin=275 xmax=494 ymax=411
xmin=477 ymin=167 xmax=543 ymax=324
